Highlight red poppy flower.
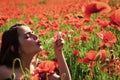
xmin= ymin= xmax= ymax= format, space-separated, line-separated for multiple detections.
xmin=84 ymin=1 xmax=111 ymax=18
xmin=38 ymin=30 xmax=46 ymax=37
xmin=32 ymin=60 xmax=58 ymax=77
xmin=64 ymin=13 xmax=73 ymax=20
xmin=98 ymin=50 xmax=106 ymax=61
xmin=86 ymin=50 xmax=97 ymax=61
xmin=24 ymin=17 xmax=34 ymax=25
xmin=110 ymin=9 xmax=120 ymax=26
xmin=37 ymin=60 xmax=58 ymax=74
xmin=78 ymin=57 xmax=90 ymax=64
xmin=74 ymin=36 xmax=80 ymax=43
xmin=103 ymin=31 xmax=117 ymax=43
xmin=51 ymin=20 xmax=59 ymax=29
xmin=0 ymin=16 xmax=9 ymax=23
xmin=97 ymin=31 xmax=105 ymax=39
xmin=73 ymin=50 xmax=79 ymax=58
xmin=54 ymin=14 xmax=61 ymax=20
xmin=97 ymin=31 xmax=117 ymax=44
xmin=36 ymin=23 xmax=41 ymax=29
xmin=80 ymin=32 xmax=90 ymax=41
xmin=39 ymin=50 xmax=50 ymax=58
xmin=0 ymin=20 xmax=5 ymax=27
xmin=89 ymin=61 xmax=95 ymax=69
xmin=97 ymin=18 xmax=110 ymax=28
xmin=82 ymin=26 xmax=94 ymax=32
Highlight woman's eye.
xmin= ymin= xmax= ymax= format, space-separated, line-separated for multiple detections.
xmin=24 ymin=32 xmax=37 ymax=40
xmin=25 ymin=34 xmax=31 ymax=39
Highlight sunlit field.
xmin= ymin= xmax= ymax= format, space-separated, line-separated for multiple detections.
xmin=0 ymin=0 xmax=120 ymax=80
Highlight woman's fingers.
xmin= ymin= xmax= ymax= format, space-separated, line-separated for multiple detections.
xmin=53 ymin=38 xmax=64 ymax=53
xmin=55 ymin=38 xmax=64 ymax=47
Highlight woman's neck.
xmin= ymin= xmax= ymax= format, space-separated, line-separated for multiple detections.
xmin=21 ymin=53 xmax=34 ymax=70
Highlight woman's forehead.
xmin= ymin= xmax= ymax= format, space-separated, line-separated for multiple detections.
xmin=18 ymin=26 xmax=32 ymax=35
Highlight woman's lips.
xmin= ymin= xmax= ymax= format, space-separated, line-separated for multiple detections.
xmin=36 ymin=40 xmax=42 ymax=46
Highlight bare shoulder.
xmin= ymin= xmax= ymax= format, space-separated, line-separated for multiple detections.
xmin=0 ymin=66 xmax=12 ymax=79
xmin=0 ymin=66 xmax=8 ymax=75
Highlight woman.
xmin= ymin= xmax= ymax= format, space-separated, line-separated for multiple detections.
xmin=0 ymin=23 xmax=71 ymax=80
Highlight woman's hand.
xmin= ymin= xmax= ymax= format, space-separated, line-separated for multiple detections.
xmin=53 ymin=32 xmax=64 ymax=54
xmin=53 ymin=38 xmax=64 ymax=54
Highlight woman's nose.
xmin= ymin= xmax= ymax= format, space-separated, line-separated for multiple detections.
xmin=32 ymin=34 xmax=38 ymax=40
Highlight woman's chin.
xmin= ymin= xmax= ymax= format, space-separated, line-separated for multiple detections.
xmin=37 ymin=46 xmax=43 ymax=52
xmin=39 ymin=46 xmax=43 ymax=50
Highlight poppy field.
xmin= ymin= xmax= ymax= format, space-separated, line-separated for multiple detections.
xmin=0 ymin=0 xmax=120 ymax=80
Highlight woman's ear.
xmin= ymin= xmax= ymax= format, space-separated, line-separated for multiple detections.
xmin=10 ymin=45 xmax=14 ymax=52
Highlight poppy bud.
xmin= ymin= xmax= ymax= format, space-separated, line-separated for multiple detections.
xmin=11 ymin=73 xmax=16 ymax=80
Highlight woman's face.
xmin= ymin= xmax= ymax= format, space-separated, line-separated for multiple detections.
xmin=18 ymin=25 xmax=42 ymax=55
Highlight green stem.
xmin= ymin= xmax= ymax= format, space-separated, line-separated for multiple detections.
xmin=46 ymin=73 xmax=48 ymax=80
xmin=12 ymin=58 xmax=25 ymax=75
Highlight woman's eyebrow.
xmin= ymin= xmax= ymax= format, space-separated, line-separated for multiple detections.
xmin=24 ymin=31 xmax=33 ymax=34
xmin=24 ymin=32 xmax=31 ymax=35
